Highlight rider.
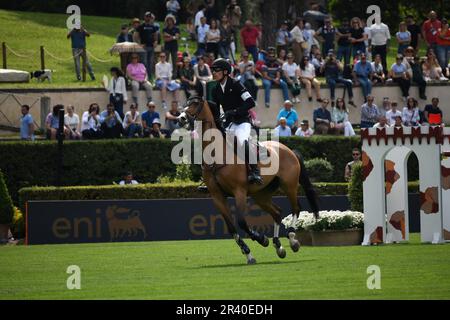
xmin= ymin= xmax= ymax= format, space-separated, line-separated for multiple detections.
xmin=210 ymin=58 xmax=263 ymax=184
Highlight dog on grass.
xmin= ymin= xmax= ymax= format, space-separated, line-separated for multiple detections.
xmin=30 ymin=69 xmax=53 ymax=82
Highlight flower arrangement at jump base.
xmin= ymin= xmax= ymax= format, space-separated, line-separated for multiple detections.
xmin=282 ymin=211 xmax=364 ymax=246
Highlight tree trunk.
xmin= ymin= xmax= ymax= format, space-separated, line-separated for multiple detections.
xmin=261 ymin=0 xmax=279 ymax=49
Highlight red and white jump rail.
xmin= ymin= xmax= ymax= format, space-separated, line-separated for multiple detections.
xmin=361 ymin=126 xmax=450 ymax=245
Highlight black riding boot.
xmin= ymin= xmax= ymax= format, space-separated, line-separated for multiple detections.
xmin=248 ymin=163 xmax=263 ymax=185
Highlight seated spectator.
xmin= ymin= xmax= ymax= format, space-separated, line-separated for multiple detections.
xmin=117 ymin=24 xmax=133 ymax=43
xmin=155 ymin=52 xmax=181 ymax=109
xmin=64 ymin=105 xmax=81 ymax=140
xmin=402 ymin=97 xmax=420 ymax=126
xmin=179 ymin=57 xmax=197 ymax=99
xmin=332 ymin=98 xmax=355 ymax=136
xmin=360 ymin=95 xmax=381 ymax=128
xmin=353 ymin=53 xmax=373 ymax=102
xmin=313 ymin=99 xmax=332 ymax=134
xmin=165 ymin=100 xmax=181 ymax=137
xmin=299 ymin=56 xmax=322 ymax=102
xmin=193 ymin=55 xmax=213 ymax=98
xmin=393 ymin=115 xmax=404 ymax=128
xmin=379 ymin=97 xmax=391 ymax=117
xmin=424 ymin=97 xmax=444 ymax=126
xmin=149 ymin=118 xmax=165 ymax=138
xmin=396 ymin=22 xmax=411 ymax=54
xmin=282 ymin=53 xmax=302 ymax=103
xmin=100 ymin=103 xmax=123 ymax=139
xmin=277 ymin=100 xmax=299 ymax=133
xmin=238 ymin=51 xmax=258 ymax=99
xmin=390 ymin=55 xmax=411 ymax=101
xmin=126 ymin=54 xmax=153 ymax=105
xmin=262 ymin=50 xmax=289 ymax=108
xmin=423 ymin=50 xmax=447 ymax=81
xmin=371 ymin=54 xmax=386 ymax=84
xmin=274 ymin=117 xmax=292 ymax=137
xmin=408 ymin=55 xmax=427 ymax=100
xmin=385 ymin=101 xmax=402 ymax=126
xmin=311 ymin=51 xmax=325 ymax=76
xmin=321 ymin=51 xmax=355 ymax=107
xmin=20 ymin=104 xmax=35 ymax=141
xmin=277 ymin=48 xmax=288 ymax=66
xmin=344 ymin=148 xmax=361 ymax=182
xmin=119 ymin=171 xmax=139 ymax=185
xmin=104 ymin=67 xmax=128 ymax=119
xmin=81 ymin=103 xmax=102 ymax=139
xmin=142 ymin=101 xmax=160 ymax=137
xmin=295 ymin=120 xmax=314 ymax=137
xmin=46 ymin=104 xmax=69 ymax=140
xmin=123 ymin=103 xmax=143 ymax=138
xmin=373 ymin=116 xmax=389 ymax=129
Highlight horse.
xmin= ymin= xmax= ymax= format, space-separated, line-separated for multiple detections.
xmin=178 ymin=96 xmax=319 ymax=264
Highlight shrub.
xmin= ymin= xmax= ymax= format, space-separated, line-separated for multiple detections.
xmin=0 ymin=170 xmax=14 ymax=225
xmin=282 ymin=211 xmax=364 ymax=231
xmin=348 ymin=163 xmax=364 ymax=213
xmin=304 ymin=158 xmax=334 ymax=182
xmin=11 ymin=207 xmax=24 ymax=239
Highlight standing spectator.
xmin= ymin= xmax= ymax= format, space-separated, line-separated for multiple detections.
xmin=409 ymin=54 xmax=427 ymax=100
xmin=282 ymin=53 xmax=301 ymax=103
xmin=240 ymin=20 xmax=260 ymax=62
xmin=332 ymin=98 xmax=355 ymax=136
xmin=165 ymin=100 xmax=181 ymax=137
xmin=123 ymin=104 xmax=143 ymax=138
xmin=360 ymin=96 xmax=381 ymax=128
xmin=316 ymin=17 xmax=336 ymax=59
xmin=81 ymin=103 xmax=102 ymax=139
xmin=321 ymin=51 xmax=355 ymax=107
xmin=406 ymin=15 xmax=422 ymax=52
xmin=385 ymin=101 xmax=402 ymax=126
xmin=353 ymin=53 xmax=373 ymax=101
xmin=219 ymin=15 xmax=234 ymax=60
xmin=276 ymin=21 xmax=291 ymax=55
xmin=402 ymin=97 xmax=420 ymax=126
xmin=137 ymin=12 xmax=159 ymax=78
xmin=179 ymin=57 xmax=197 ymax=99
xmin=166 ymin=0 xmax=181 ymax=22
xmin=302 ymin=22 xmax=316 ymax=58
xmin=129 ymin=18 xmax=141 ymax=42
xmin=194 ymin=5 xmax=206 ymax=28
xmin=277 ymin=100 xmax=299 ymax=132
xmin=295 ymin=120 xmax=314 ymax=137
xmin=423 ymin=49 xmax=447 ymax=81
xmin=436 ymin=19 xmax=450 ymax=77
xmin=274 ymin=117 xmax=292 ymax=137
xmin=225 ymin=0 xmax=242 ymax=33
xmin=100 ymin=103 xmax=123 ymax=139
xmin=344 ymin=148 xmax=361 ymax=182
xmin=424 ymin=97 xmax=444 ymax=125
xmin=336 ymin=18 xmax=352 ymax=66
xmin=196 ymin=16 xmax=210 ymax=56
xmin=155 ymin=52 xmax=181 ymax=109
xmin=206 ymin=19 xmax=221 ymax=59
xmin=142 ymin=101 xmax=160 ymax=137
xmin=299 ymin=56 xmax=322 ymax=102
xmin=422 ymin=11 xmax=442 ymax=52
xmin=290 ymin=18 xmax=306 ymax=65
xmin=367 ymin=19 xmax=391 ymax=72
xmin=193 ymin=55 xmax=213 ymax=97
xmin=261 ymin=51 xmax=290 ymax=108
xmin=104 ymin=67 xmax=128 ymax=119
xmin=119 ymin=171 xmax=139 ymax=185
xmin=126 ymin=54 xmax=153 ymax=105
xmin=349 ymin=17 xmax=367 ymax=60
xmin=396 ymin=22 xmax=411 ymax=55
xmin=67 ymin=25 xmax=95 ymax=81
xmin=163 ymin=15 xmax=180 ymax=79
xmin=361 ymin=18 xmax=372 ymax=61
xmin=371 ymin=54 xmax=385 ymax=84
xmin=117 ymin=24 xmax=133 ymax=43
xmin=390 ymin=55 xmax=411 ymax=100
xmin=313 ymin=99 xmax=332 ymax=134
xmin=204 ymin=0 xmax=219 ymax=24
xmin=64 ymin=105 xmax=81 ymax=140
xmin=46 ymin=105 xmax=68 ymax=140
xmin=20 ymin=105 xmax=34 ymax=141
xmin=238 ymin=51 xmax=258 ymax=99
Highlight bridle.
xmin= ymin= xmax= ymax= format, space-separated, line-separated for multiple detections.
xmin=178 ymin=96 xmax=204 ymax=130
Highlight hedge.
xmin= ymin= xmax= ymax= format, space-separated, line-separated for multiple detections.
xmin=1 ymin=136 xmax=420 ymax=203
xmin=0 ymin=170 xmax=14 ymax=224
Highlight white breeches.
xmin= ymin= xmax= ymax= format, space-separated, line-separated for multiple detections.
xmin=226 ymin=122 xmax=252 ymax=147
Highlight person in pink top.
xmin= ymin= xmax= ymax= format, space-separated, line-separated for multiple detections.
xmin=126 ymin=54 xmax=153 ymax=105
xmin=240 ymin=20 xmax=260 ymax=62
xmin=422 ymin=11 xmax=442 ymax=52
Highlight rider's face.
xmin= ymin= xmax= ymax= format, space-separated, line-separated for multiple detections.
xmin=212 ymin=69 xmax=224 ymax=81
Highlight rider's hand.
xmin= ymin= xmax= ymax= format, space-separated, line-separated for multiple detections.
xmin=225 ymin=109 xmax=238 ymax=118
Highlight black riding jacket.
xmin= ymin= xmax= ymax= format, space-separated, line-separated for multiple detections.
xmin=211 ymin=77 xmax=256 ymax=126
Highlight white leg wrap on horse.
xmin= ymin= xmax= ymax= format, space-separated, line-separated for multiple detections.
xmin=291 ymin=213 xmax=298 ymax=228
xmin=274 ymin=223 xmax=280 ymax=238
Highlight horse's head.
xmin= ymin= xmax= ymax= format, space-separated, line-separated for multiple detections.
xmin=177 ymin=95 xmax=205 ymax=131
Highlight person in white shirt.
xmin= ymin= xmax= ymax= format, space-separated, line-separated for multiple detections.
xmin=299 ymin=55 xmax=322 ymax=102
xmin=367 ymin=21 xmax=391 ymax=72
xmin=194 ymin=5 xmax=206 ymax=28
xmin=372 ymin=116 xmax=390 ymax=128
xmin=282 ymin=53 xmax=301 ymax=103
xmin=104 ymin=67 xmax=128 ymax=119
xmin=196 ymin=16 xmax=210 ymax=56
xmin=81 ymin=103 xmax=102 ymax=140
xmin=402 ymin=97 xmax=420 ymax=126
xmin=64 ymin=105 xmax=81 ymax=140
xmin=274 ymin=117 xmax=292 ymax=137
xmin=290 ymin=18 xmax=306 ymax=64
xmin=155 ymin=52 xmax=180 ymax=109
xmin=385 ymin=101 xmax=402 ymax=126
xmin=119 ymin=171 xmax=139 ymax=185
xmin=295 ymin=120 xmax=314 ymax=137
xmin=123 ymin=103 xmax=143 ymax=138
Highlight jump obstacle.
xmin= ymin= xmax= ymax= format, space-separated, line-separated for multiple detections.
xmin=361 ymin=126 xmax=450 ymax=245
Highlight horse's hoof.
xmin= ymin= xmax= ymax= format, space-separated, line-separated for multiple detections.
xmin=276 ymin=247 xmax=286 ymax=259
xmin=247 ymin=257 xmax=257 ymax=265
xmin=262 ymin=235 xmax=269 ymax=247
xmin=290 ymin=239 xmax=300 ymax=253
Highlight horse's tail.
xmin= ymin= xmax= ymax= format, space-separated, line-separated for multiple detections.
xmin=293 ymin=150 xmax=320 ymax=217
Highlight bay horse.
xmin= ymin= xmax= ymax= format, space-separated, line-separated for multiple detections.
xmin=178 ymin=96 xmax=319 ymax=264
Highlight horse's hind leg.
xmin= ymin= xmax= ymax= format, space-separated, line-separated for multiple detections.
xmin=280 ymin=183 xmax=302 ymax=253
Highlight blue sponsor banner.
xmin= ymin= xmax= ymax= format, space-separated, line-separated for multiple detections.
xmin=26 ymin=196 xmax=351 ymax=245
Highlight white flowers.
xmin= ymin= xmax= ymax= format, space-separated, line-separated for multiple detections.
xmin=282 ymin=210 xmax=364 ymax=231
